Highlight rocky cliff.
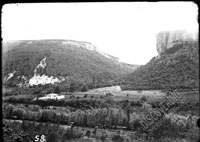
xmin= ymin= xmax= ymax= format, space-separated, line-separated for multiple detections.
xmin=122 ymin=30 xmax=199 ymax=90
xmin=156 ymin=30 xmax=198 ymax=55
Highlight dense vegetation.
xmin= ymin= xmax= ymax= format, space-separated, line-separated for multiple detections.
xmin=122 ymin=41 xmax=199 ymax=90
xmin=3 ymin=95 xmax=199 ymax=142
xmin=4 ymin=118 xmax=199 ymax=142
xmin=3 ymin=88 xmax=199 ymax=142
xmin=3 ymin=40 xmax=137 ymax=90
xmin=3 ymin=119 xmax=137 ymax=142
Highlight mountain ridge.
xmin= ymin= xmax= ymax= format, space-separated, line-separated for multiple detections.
xmin=3 ymin=39 xmax=139 ymax=91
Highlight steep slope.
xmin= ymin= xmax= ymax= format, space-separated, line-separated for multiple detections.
xmin=122 ymin=31 xmax=199 ymax=90
xmin=3 ymin=40 xmax=138 ymax=90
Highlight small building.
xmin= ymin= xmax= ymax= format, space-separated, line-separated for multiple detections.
xmin=33 ymin=93 xmax=65 ymax=101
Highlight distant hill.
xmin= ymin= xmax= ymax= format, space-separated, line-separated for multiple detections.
xmin=122 ymin=31 xmax=199 ymax=91
xmin=2 ymin=39 xmax=138 ymax=91
xmin=119 ymin=62 xmax=140 ymax=71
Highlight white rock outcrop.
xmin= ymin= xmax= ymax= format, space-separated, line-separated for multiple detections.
xmin=62 ymin=40 xmax=119 ymax=62
xmin=28 ymin=57 xmax=65 ymax=86
xmin=6 ymin=71 xmax=16 ymax=81
xmin=156 ymin=30 xmax=198 ymax=55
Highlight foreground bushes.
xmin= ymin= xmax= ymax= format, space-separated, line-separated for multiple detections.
xmin=4 ymin=118 xmax=198 ymax=142
xmin=3 ymin=104 xmax=130 ymax=128
xmin=3 ymin=102 xmax=198 ymax=133
xmin=3 ymin=100 xmax=199 ymax=142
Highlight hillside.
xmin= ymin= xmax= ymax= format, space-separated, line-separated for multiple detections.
xmin=2 ymin=40 xmax=138 ymax=91
xmin=122 ymin=31 xmax=199 ymax=91
xmin=119 ymin=62 xmax=140 ymax=71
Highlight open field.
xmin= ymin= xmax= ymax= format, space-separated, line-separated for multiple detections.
xmin=2 ymin=87 xmax=199 ymax=142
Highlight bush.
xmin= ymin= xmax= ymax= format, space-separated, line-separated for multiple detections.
xmin=27 ymin=105 xmax=41 ymax=112
xmin=140 ymin=96 xmax=147 ymax=102
xmin=41 ymin=110 xmax=56 ymax=122
xmin=147 ymin=118 xmax=190 ymax=140
xmin=81 ymin=85 xmax=88 ymax=92
xmin=24 ymin=111 xmax=41 ymax=120
xmin=33 ymin=87 xmax=42 ymax=94
xmin=130 ymin=119 xmax=142 ymax=131
xmin=47 ymin=132 xmax=60 ymax=142
xmin=100 ymin=131 xmax=108 ymax=142
xmin=112 ymin=134 xmax=124 ymax=142
xmin=4 ymin=92 xmax=12 ymax=96
xmin=61 ymin=129 xmax=82 ymax=140
xmin=66 ymin=92 xmax=72 ymax=95
xmin=69 ymin=83 xmax=76 ymax=92
xmin=54 ymin=86 xmax=60 ymax=94
xmin=12 ymin=108 xmax=25 ymax=119
xmin=3 ymin=104 xmax=15 ymax=118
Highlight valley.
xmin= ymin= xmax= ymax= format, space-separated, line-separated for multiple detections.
xmin=2 ymin=30 xmax=199 ymax=142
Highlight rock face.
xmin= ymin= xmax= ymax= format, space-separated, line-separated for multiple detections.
xmin=63 ymin=40 xmax=119 ymax=62
xmin=156 ymin=30 xmax=198 ymax=55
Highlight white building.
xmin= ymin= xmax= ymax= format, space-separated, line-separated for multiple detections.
xmin=33 ymin=93 xmax=65 ymax=101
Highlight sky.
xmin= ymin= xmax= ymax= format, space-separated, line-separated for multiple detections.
xmin=2 ymin=2 xmax=198 ymax=65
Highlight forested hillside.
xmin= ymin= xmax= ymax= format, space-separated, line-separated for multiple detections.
xmin=3 ymin=40 xmax=137 ymax=91
xmin=122 ymin=41 xmax=199 ymax=90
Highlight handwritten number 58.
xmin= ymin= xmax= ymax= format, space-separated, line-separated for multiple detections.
xmin=35 ymin=135 xmax=46 ymax=142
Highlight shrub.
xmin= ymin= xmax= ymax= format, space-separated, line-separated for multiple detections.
xmin=24 ymin=111 xmax=41 ymax=121
xmin=105 ymin=97 xmax=114 ymax=106
xmin=33 ymin=88 xmax=42 ymax=94
xmin=100 ymin=131 xmax=108 ymax=142
xmin=21 ymin=121 xmax=32 ymax=132
xmin=61 ymin=129 xmax=82 ymax=140
xmin=130 ymin=119 xmax=142 ymax=131
xmin=66 ymin=92 xmax=72 ymax=95
xmin=6 ymin=96 xmax=17 ymax=103
xmin=12 ymin=108 xmax=25 ymax=119
xmin=54 ymin=86 xmax=60 ymax=94
xmin=46 ymin=132 xmax=60 ymax=142
xmin=3 ymin=104 xmax=15 ymax=118
xmin=27 ymin=105 xmax=41 ymax=112
xmin=41 ymin=110 xmax=56 ymax=122
xmin=140 ymin=96 xmax=147 ymax=102
xmin=112 ymin=134 xmax=124 ymax=142
xmin=81 ymin=85 xmax=88 ymax=92
xmin=136 ymin=100 xmax=142 ymax=106
xmin=69 ymin=83 xmax=76 ymax=92
xmin=148 ymin=118 xmax=189 ymax=140
xmin=4 ymin=92 xmax=12 ymax=96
